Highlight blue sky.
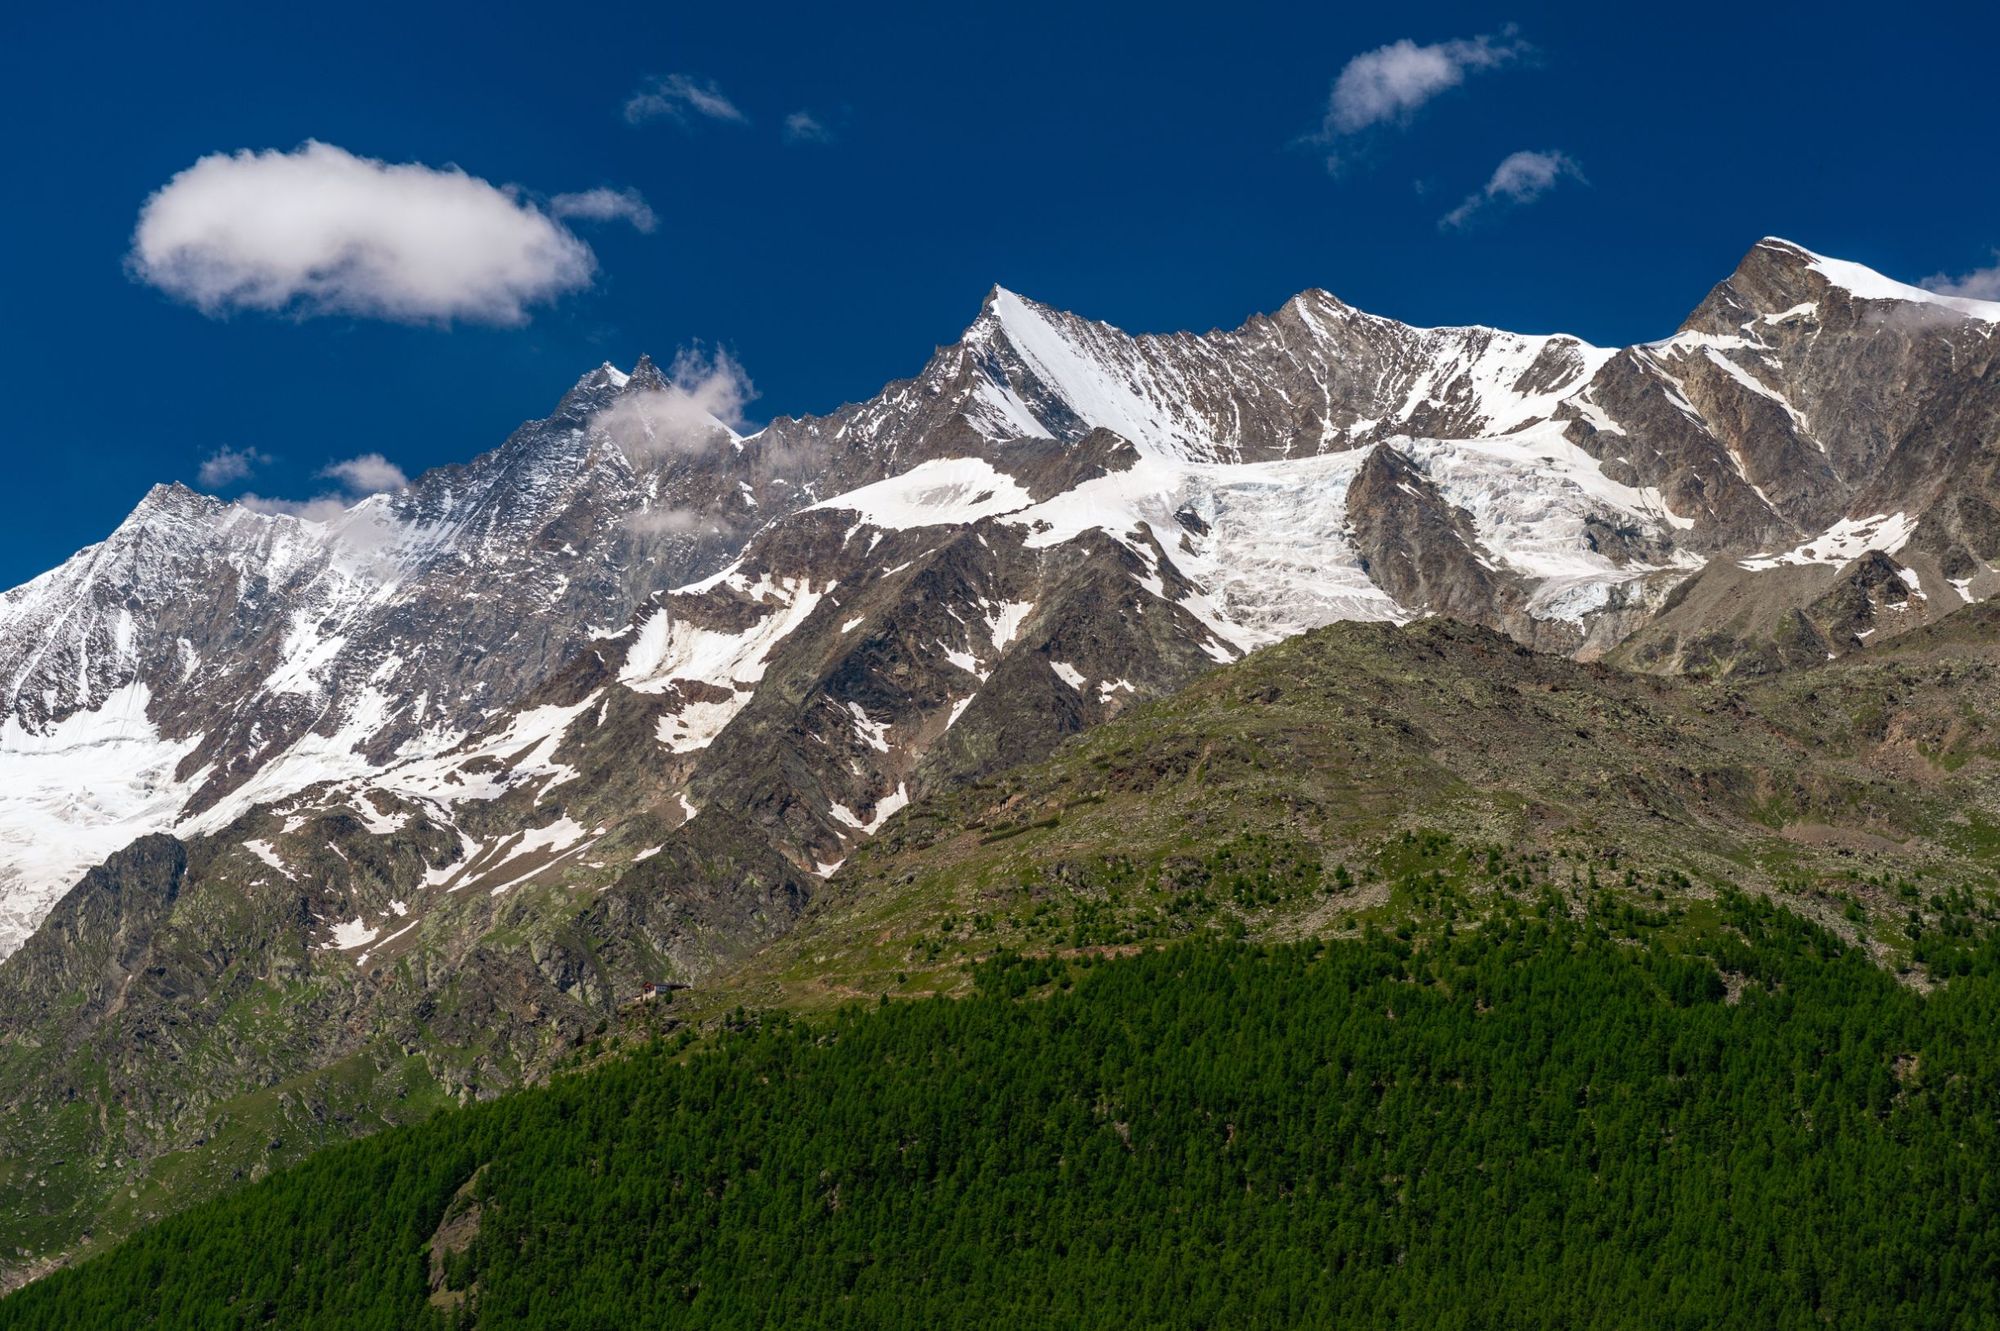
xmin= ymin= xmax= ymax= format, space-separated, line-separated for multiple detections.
xmin=1 ymin=0 xmax=1995 ymax=586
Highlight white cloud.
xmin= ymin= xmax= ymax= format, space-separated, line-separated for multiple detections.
xmin=129 ymin=141 xmax=595 ymax=325
xmin=237 ymin=451 xmax=411 ymax=522
xmin=592 ymin=348 xmax=756 ymax=463
xmin=1440 ymin=149 xmax=1583 ymax=230
xmin=236 ymin=494 xmax=357 ymax=523
xmin=1325 ymin=31 xmax=1529 ymax=136
xmin=196 ymin=445 xmax=271 ymax=488
xmin=550 ymin=187 xmax=657 ymax=233
xmin=1316 ymin=29 xmax=1531 ymax=172
xmin=1922 ymin=257 xmax=2000 ymax=301
xmin=782 ymin=111 xmax=833 ymax=145
xmin=319 ymin=453 xmax=409 ymax=493
xmin=625 ymin=74 xmax=747 ymax=126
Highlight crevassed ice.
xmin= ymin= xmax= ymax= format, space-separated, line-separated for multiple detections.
xmin=0 ymin=682 xmax=201 ymax=956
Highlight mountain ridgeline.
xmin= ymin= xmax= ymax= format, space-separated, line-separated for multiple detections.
xmin=4 ymin=238 xmax=2000 ymax=1292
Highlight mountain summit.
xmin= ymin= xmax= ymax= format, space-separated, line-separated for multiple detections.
xmin=3 ymin=239 xmax=1998 ymax=955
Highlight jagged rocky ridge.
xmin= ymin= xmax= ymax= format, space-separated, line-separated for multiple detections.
xmin=5 ymin=236 xmax=2000 ymax=1280
xmin=8 ymin=238 xmax=1998 ymax=957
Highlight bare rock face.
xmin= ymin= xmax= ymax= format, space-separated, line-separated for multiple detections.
xmin=1345 ymin=444 xmax=1521 ymax=632
xmin=1677 ymin=241 xmax=2000 ymax=512
xmin=0 ymin=836 xmax=187 ymax=1031
xmin=1810 ymin=551 xmax=1916 ymax=641
xmin=1553 ymin=241 xmax=2000 ymax=558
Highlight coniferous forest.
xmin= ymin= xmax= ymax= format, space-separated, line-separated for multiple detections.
xmin=4 ymin=892 xmax=1997 ymax=1330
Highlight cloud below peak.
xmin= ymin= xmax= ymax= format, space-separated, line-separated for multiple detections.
xmin=129 ymin=141 xmax=596 ymax=326
xmin=236 ymin=494 xmax=363 ymax=523
xmin=591 ymin=348 xmax=757 ymax=465
xmin=1440 ymin=149 xmax=1584 ymax=230
xmin=1921 ymin=257 xmax=2000 ymax=302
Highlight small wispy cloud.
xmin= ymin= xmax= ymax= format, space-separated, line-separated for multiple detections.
xmin=1921 ymin=256 xmax=2000 ymax=301
xmin=238 ymin=452 xmax=411 ymax=522
xmin=550 ymin=187 xmax=657 ymax=233
xmin=1318 ymin=29 xmax=1531 ymax=171
xmin=196 ymin=445 xmax=271 ymax=488
xmin=782 ymin=111 xmax=834 ymax=145
xmin=129 ymin=141 xmax=595 ymax=326
xmin=1440 ymin=149 xmax=1584 ymax=230
xmin=624 ymin=74 xmax=747 ymax=126
xmin=319 ymin=453 xmax=408 ymax=492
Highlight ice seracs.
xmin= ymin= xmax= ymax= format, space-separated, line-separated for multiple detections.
xmin=0 ymin=682 xmax=201 ymax=951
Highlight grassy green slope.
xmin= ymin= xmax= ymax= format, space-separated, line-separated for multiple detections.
xmin=691 ymin=615 xmax=2000 ymax=1017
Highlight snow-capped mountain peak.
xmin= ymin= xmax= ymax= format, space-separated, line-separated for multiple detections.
xmin=1752 ymin=237 xmax=2000 ymax=323
xmin=4 ymin=238 xmax=1999 ymax=955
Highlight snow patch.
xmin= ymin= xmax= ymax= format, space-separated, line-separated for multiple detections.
xmin=847 ymin=702 xmax=892 ymax=752
xmin=941 ymin=643 xmax=984 ymax=678
xmin=984 ymin=600 xmax=1034 ymax=652
xmin=267 ymin=610 xmax=350 ymax=698
xmin=354 ymin=690 xmax=600 ymax=809
xmin=353 ymin=791 xmax=409 ymax=836
xmin=1738 ymin=512 xmax=1919 ymax=571
xmin=828 ymin=782 xmax=908 ymax=835
xmin=621 ymin=577 xmax=824 ymax=753
xmin=809 ymin=457 xmax=1033 ymax=530
xmin=483 ymin=816 xmax=595 ymax=896
xmin=327 ymin=916 xmax=379 ymax=951
xmin=243 ymin=839 xmax=295 ymax=880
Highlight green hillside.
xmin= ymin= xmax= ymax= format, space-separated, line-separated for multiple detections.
xmin=693 ymin=614 xmax=2000 ymax=1018
xmin=5 ymin=896 xmax=1998 ymax=1329
xmin=10 ymin=612 xmax=2000 ymax=1314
